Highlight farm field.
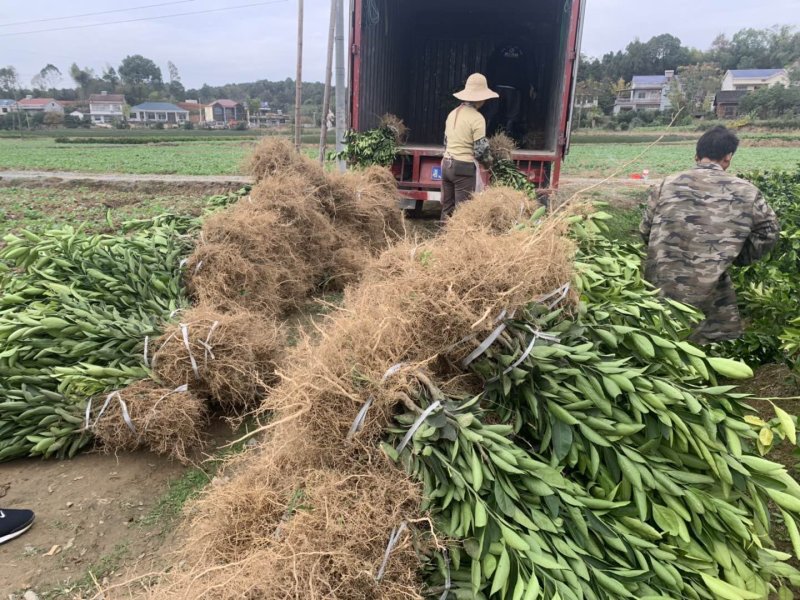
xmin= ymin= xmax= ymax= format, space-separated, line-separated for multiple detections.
xmin=0 ymin=186 xmax=213 ymax=235
xmin=4 ymin=132 xmax=800 ymax=180
xmin=562 ymin=142 xmax=800 ymax=178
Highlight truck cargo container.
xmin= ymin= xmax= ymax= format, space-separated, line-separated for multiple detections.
xmin=349 ymin=0 xmax=586 ymax=213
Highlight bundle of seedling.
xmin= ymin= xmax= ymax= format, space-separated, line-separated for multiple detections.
xmin=489 ymin=133 xmax=537 ymax=198
xmin=386 ymin=217 xmax=800 ymax=599
xmin=0 ymin=217 xmax=193 ymax=461
xmin=337 ymin=114 xmax=408 ymax=167
xmin=134 ymin=189 xmax=800 ymax=600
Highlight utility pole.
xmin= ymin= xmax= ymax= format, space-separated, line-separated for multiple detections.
xmin=318 ymin=0 xmax=336 ymax=165
xmin=334 ymin=0 xmax=346 ymax=172
xmin=294 ymin=0 xmax=304 ymax=152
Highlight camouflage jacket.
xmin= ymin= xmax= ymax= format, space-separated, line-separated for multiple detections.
xmin=639 ymin=163 xmax=780 ymax=345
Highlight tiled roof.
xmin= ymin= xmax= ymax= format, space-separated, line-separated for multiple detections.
xmin=0 ymin=99 xmax=15 ymax=106
xmin=130 ymin=102 xmax=188 ymax=112
xmin=632 ymin=75 xmax=668 ymax=86
xmin=89 ymin=94 xmax=126 ymax=103
xmin=729 ymin=69 xmax=787 ymax=79
xmin=212 ymin=99 xmax=241 ymax=108
xmin=17 ymin=98 xmax=59 ymax=106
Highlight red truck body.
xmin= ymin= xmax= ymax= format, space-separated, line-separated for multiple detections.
xmin=349 ymin=0 xmax=587 ymax=212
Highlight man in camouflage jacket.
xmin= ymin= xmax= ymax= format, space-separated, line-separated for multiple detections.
xmin=639 ymin=126 xmax=780 ymax=345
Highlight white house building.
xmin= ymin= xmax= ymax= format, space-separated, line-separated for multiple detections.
xmin=129 ymin=102 xmax=189 ymax=126
xmin=721 ymin=69 xmax=790 ymax=92
xmin=0 ymin=99 xmax=15 ymax=115
xmin=613 ymin=71 xmax=677 ymax=114
xmin=16 ymin=97 xmax=63 ymax=114
xmin=89 ymin=92 xmax=126 ymax=125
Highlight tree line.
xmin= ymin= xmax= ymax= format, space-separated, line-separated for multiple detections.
xmin=577 ymin=26 xmax=800 ymax=116
xmin=0 ymin=55 xmax=326 ymax=114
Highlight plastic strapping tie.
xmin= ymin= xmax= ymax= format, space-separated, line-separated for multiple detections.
xmin=180 ymin=323 xmax=201 ymax=380
xmin=396 ymin=401 xmax=442 ymax=454
xmin=143 ymin=336 xmax=150 ymax=367
xmin=488 ymin=332 xmax=541 ymax=384
xmin=193 ymin=260 xmax=204 ymax=276
xmin=179 ymin=258 xmax=188 ymax=269
xmin=439 ymin=548 xmax=451 ymax=600
xmin=443 ymin=310 xmax=508 ymax=355
xmin=462 ymin=321 xmax=508 ymax=369
xmin=347 ymin=363 xmax=407 ymax=440
xmin=118 ymin=397 xmax=136 ymax=434
xmin=376 ymin=521 xmax=408 ymax=582
xmin=85 ymin=391 xmax=136 ymax=434
xmin=203 ymin=321 xmax=220 ymax=364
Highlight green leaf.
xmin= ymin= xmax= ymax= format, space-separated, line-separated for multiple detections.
xmin=491 ymin=547 xmax=511 ymax=595
xmin=773 ymin=403 xmax=797 ymax=445
xmin=700 ymin=573 xmax=763 ymax=600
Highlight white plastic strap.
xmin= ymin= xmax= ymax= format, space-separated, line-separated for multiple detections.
xmin=193 ymin=260 xmax=204 ymax=276
xmin=85 ymin=391 xmax=136 ymax=434
xmin=347 ymin=363 xmax=407 ymax=440
xmin=202 ymin=321 xmax=220 ymax=364
xmin=180 ymin=323 xmax=200 ymax=380
xmin=440 ymin=548 xmax=452 ymax=600
xmin=462 ymin=321 xmax=509 ymax=369
xmin=376 ymin=521 xmax=408 ymax=582
xmin=143 ymin=336 xmax=150 ymax=367
xmin=396 ymin=401 xmax=442 ymax=454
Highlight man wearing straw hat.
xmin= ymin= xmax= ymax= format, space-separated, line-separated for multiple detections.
xmin=440 ymin=73 xmax=498 ymax=222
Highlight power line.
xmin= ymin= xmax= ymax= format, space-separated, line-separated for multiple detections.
xmin=0 ymin=0 xmax=288 ymax=37
xmin=0 ymin=1 xmax=197 ymax=28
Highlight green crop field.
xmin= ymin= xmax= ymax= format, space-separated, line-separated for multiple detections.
xmin=562 ymin=143 xmax=800 ymax=178
xmin=0 ymin=186 xmax=210 ymax=235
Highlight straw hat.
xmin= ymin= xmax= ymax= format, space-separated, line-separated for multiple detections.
xmin=453 ymin=73 xmax=499 ymax=102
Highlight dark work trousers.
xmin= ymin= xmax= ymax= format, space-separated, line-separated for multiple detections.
xmin=440 ymin=158 xmax=476 ymax=222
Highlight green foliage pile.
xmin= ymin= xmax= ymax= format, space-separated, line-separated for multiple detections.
xmin=490 ymin=160 xmax=538 ymax=198
xmin=337 ymin=126 xmax=399 ymax=168
xmin=721 ymin=165 xmax=800 ymax=370
xmin=0 ymin=189 xmax=248 ymax=461
xmin=384 ymin=214 xmax=800 ymax=600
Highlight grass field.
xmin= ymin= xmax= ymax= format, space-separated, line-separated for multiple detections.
xmin=2 ymin=131 xmax=800 ymax=179
xmin=562 ymin=143 xmax=800 ymax=178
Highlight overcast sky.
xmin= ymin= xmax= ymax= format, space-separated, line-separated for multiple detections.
xmin=0 ymin=0 xmax=797 ymax=90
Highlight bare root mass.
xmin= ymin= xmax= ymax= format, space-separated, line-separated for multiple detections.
xmin=125 ymin=187 xmax=575 ymax=599
xmin=92 ymin=380 xmax=207 ymax=463
xmin=190 ymin=145 xmax=404 ymax=315
xmin=152 ymin=307 xmax=285 ymax=415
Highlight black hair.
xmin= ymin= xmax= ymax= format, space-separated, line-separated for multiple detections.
xmin=696 ymin=126 xmax=740 ymax=161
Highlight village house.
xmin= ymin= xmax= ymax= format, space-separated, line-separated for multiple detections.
xmin=248 ymin=101 xmax=289 ymax=128
xmin=721 ymin=69 xmax=790 ymax=92
xmin=176 ymin=100 xmax=207 ymax=125
xmin=89 ymin=91 xmax=126 ymax=126
xmin=613 ymin=71 xmax=676 ymax=114
xmin=713 ymin=69 xmax=790 ymax=119
xmin=0 ymin=99 xmax=15 ymax=115
xmin=204 ymin=99 xmax=246 ymax=126
xmin=15 ymin=96 xmax=64 ymax=114
xmin=129 ymin=102 xmax=189 ymax=126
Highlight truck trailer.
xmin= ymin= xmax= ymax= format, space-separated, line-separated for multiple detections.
xmin=348 ymin=0 xmax=587 ymax=213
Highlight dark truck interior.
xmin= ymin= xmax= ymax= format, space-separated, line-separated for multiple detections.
xmin=353 ymin=0 xmax=574 ymax=153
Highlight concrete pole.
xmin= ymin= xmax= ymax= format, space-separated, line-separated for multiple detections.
xmin=294 ymin=0 xmax=304 ymax=152
xmin=334 ymin=0 xmax=346 ymax=172
xmin=319 ymin=0 xmax=336 ymax=165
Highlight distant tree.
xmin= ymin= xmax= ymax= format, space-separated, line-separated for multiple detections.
xmin=119 ymin=55 xmax=163 ymax=104
xmin=0 ymin=65 xmax=20 ymax=96
xmin=43 ymin=111 xmax=64 ymax=126
xmin=670 ymin=63 xmax=722 ymax=115
xmin=101 ymin=66 xmax=120 ymax=90
xmin=70 ymin=63 xmax=95 ymax=99
xmin=739 ymin=84 xmax=800 ymax=119
xmin=31 ymin=64 xmax=62 ymax=93
xmin=166 ymin=60 xmax=185 ymax=101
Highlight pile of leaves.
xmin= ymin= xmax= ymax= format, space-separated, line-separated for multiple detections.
xmin=720 ymin=165 xmax=800 ymax=371
xmin=336 ymin=114 xmax=407 ymax=167
xmin=384 ymin=213 xmax=800 ymax=600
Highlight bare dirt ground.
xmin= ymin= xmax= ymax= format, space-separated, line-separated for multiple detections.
xmin=1 ymin=448 xmax=186 ymax=598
